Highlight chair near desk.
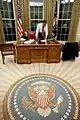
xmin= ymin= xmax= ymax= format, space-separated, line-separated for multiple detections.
xmin=0 ymin=43 xmax=16 ymax=64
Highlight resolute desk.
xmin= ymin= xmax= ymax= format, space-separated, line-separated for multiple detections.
xmin=16 ymin=42 xmax=61 ymax=64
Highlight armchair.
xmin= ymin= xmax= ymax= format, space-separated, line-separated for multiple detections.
xmin=0 ymin=43 xmax=16 ymax=64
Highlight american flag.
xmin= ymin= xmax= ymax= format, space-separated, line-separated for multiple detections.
xmin=17 ymin=0 xmax=23 ymax=40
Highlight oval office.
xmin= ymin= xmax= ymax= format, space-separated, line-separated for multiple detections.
xmin=0 ymin=1 xmax=80 ymax=120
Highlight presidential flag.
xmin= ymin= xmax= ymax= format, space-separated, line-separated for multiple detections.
xmin=17 ymin=0 xmax=23 ymax=40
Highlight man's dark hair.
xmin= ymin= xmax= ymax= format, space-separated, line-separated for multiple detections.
xmin=42 ymin=20 xmax=47 ymax=23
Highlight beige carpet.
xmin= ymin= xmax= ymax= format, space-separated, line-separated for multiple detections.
xmin=0 ymin=53 xmax=80 ymax=120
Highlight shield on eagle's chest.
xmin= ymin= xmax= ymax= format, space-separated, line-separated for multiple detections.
xmin=37 ymin=96 xmax=50 ymax=108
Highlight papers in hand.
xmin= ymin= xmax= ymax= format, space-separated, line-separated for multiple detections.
xmin=20 ymin=38 xmax=26 ymax=41
xmin=40 ymin=39 xmax=46 ymax=42
xmin=24 ymin=39 xmax=35 ymax=44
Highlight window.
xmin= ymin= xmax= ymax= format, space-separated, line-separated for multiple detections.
xmin=53 ymin=0 xmax=74 ymax=41
xmin=0 ymin=0 xmax=16 ymax=41
xmin=30 ymin=0 xmax=43 ymax=31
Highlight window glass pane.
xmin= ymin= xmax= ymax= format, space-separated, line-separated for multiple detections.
xmin=54 ymin=0 xmax=74 ymax=41
xmin=35 ymin=6 xmax=38 ymax=12
xmin=0 ymin=0 xmax=16 ymax=41
xmin=30 ymin=6 xmax=34 ymax=12
xmin=58 ymin=20 xmax=63 ymax=27
xmin=8 ymin=1 xmax=13 ymax=11
xmin=12 ymin=35 xmax=16 ymax=41
xmin=5 ymin=35 xmax=8 ymax=41
xmin=65 ymin=0 xmax=69 ymax=3
xmin=62 ymin=12 xmax=68 ymax=19
xmin=69 ymin=3 xmax=73 ymax=11
xmin=0 ymin=1 xmax=3 ymax=10
xmin=31 ymin=20 xmax=35 ymax=26
xmin=39 ymin=13 xmax=43 ymax=19
xmin=59 ymin=12 xmax=62 ymax=19
xmin=3 ymin=1 xmax=8 ymax=10
xmin=39 ymin=6 xmax=43 ymax=12
xmin=7 ymin=27 xmax=11 ymax=34
xmin=59 ymin=4 xmax=64 ymax=11
xmin=1 ymin=10 xmax=4 ymax=18
xmin=4 ymin=11 xmax=9 ymax=18
xmin=64 ymin=4 xmax=69 ymax=11
xmin=9 ymin=11 xmax=14 ymax=18
xmin=35 ymin=13 xmax=38 ymax=19
xmin=61 ymin=0 xmax=69 ymax=4
xmin=11 ymin=20 xmax=15 ymax=27
xmin=67 ymin=12 xmax=72 ymax=19
xmin=31 ymin=13 xmax=35 ymax=19
xmin=12 ymin=27 xmax=16 ymax=34
xmin=8 ymin=35 xmax=12 ymax=41
xmin=70 ymin=0 xmax=74 ymax=2
xmin=30 ymin=0 xmax=43 ymax=31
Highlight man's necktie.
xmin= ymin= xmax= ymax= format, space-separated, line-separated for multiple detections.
xmin=42 ymin=25 xmax=45 ymax=37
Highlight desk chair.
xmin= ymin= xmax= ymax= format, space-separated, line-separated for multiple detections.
xmin=0 ymin=43 xmax=16 ymax=64
xmin=28 ymin=31 xmax=36 ymax=39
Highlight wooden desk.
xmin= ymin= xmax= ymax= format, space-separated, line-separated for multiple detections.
xmin=16 ymin=43 xmax=61 ymax=64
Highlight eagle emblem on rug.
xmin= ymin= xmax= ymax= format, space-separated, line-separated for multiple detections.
xmin=21 ymin=82 xmax=63 ymax=117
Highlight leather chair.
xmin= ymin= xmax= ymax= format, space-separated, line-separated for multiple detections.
xmin=28 ymin=31 xmax=36 ymax=40
xmin=0 ymin=43 xmax=16 ymax=64
xmin=62 ymin=42 xmax=79 ymax=61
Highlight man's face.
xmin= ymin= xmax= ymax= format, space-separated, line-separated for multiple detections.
xmin=43 ymin=22 xmax=46 ymax=27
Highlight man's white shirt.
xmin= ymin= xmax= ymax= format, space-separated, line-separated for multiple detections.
xmin=36 ymin=23 xmax=48 ymax=39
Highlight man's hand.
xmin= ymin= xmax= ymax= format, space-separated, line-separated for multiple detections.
xmin=45 ymin=39 xmax=47 ymax=44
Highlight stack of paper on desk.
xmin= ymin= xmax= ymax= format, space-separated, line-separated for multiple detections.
xmin=24 ymin=39 xmax=35 ymax=44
